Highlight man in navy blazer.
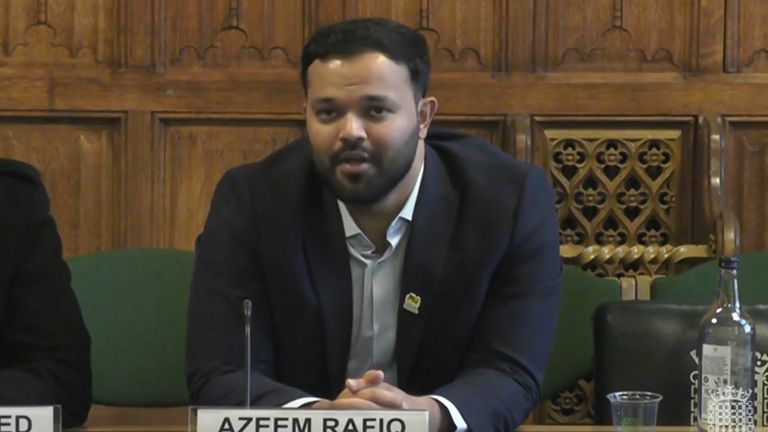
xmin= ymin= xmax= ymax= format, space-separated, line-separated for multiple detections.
xmin=0 ymin=159 xmax=91 ymax=427
xmin=186 ymin=18 xmax=561 ymax=431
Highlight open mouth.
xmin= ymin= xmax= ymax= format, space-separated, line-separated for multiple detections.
xmin=336 ymin=151 xmax=372 ymax=175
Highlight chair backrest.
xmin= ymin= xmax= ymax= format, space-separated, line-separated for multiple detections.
xmin=540 ymin=265 xmax=620 ymax=400
xmin=593 ymin=301 xmax=768 ymax=425
xmin=651 ymin=249 xmax=768 ymax=303
xmin=67 ymin=248 xmax=194 ymax=406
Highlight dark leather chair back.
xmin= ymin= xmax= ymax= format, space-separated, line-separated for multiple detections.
xmin=593 ymin=301 xmax=768 ymax=426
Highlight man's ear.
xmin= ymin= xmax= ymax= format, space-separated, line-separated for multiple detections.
xmin=417 ymin=97 xmax=438 ymax=139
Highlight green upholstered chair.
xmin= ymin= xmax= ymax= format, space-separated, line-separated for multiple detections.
xmin=651 ymin=249 xmax=768 ymax=304
xmin=67 ymin=248 xmax=194 ymax=406
xmin=540 ymin=264 xmax=621 ymax=400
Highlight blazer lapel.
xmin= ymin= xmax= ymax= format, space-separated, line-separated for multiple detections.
xmin=303 ymin=182 xmax=353 ymax=394
xmin=397 ymin=145 xmax=458 ymax=384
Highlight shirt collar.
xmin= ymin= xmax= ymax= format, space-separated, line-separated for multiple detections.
xmin=338 ymin=161 xmax=425 ymax=240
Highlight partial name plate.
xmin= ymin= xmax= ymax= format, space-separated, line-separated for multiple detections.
xmin=0 ymin=406 xmax=60 ymax=432
xmin=193 ymin=408 xmax=428 ymax=432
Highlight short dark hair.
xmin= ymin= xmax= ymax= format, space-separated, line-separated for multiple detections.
xmin=300 ymin=17 xmax=431 ymax=98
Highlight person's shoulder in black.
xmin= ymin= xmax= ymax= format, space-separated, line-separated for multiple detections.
xmin=0 ymin=158 xmax=92 ymax=427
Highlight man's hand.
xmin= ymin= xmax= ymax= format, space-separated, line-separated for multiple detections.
xmin=310 ymin=370 xmax=386 ymax=409
xmin=334 ymin=369 xmax=450 ymax=432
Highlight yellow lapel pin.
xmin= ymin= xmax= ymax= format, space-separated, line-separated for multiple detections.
xmin=403 ymin=292 xmax=421 ymax=314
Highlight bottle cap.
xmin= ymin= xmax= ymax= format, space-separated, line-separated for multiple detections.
xmin=718 ymin=256 xmax=740 ymax=270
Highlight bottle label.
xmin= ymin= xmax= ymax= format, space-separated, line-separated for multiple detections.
xmin=700 ymin=344 xmax=755 ymax=432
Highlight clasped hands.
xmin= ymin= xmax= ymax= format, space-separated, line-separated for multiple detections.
xmin=311 ymin=369 xmax=448 ymax=432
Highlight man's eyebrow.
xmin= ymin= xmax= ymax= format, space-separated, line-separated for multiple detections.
xmin=309 ymin=97 xmax=336 ymax=107
xmin=362 ymin=95 xmax=395 ymax=104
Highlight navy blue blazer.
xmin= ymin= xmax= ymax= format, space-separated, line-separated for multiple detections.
xmin=0 ymin=159 xmax=91 ymax=427
xmin=186 ymin=128 xmax=562 ymax=431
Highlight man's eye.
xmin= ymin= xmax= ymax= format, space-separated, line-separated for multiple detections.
xmin=367 ymin=106 xmax=390 ymax=118
xmin=316 ymin=109 xmax=337 ymax=120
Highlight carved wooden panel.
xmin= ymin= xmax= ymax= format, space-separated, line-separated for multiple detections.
xmin=534 ymin=0 xmax=699 ymax=72
xmin=311 ymin=0 xmax=506 ymax=72
xmin=0 ymin=0 xmax=117 ymax=65
xmin=725 ymin=0 xmax=768 ymax=72
xmin=156 ymin=115 xmax=304 ymax=249
xmin=534 ymin=117 xmax=695 ymax=276
xmin=0 ymin=114 xmax=123 ymax=257
xmin=722 ymin=118 xmax=768 ymax=252
xmin=162 ymin=0 xmax=303 ymax=69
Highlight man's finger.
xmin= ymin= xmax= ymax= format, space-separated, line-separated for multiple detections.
xmin=353 ymin=387 xmax=406 ymax=409
xmin=346 ymin=369 xmax=385 ymax=393
xmin=312 ymin=397 xmax=383 ymax=410
xmin=361 ymin=369 xmax=385 ymax=385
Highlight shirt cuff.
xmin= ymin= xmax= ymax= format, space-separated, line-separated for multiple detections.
xmin=282 ymin=397 xmax=323 ymax=408
xmin=429 ymin=395 xmax=468 ymax=432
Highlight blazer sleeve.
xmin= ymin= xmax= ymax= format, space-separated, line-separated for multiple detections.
xmin=0 ymin=175 xmax=92 ymax=428
xmin=433 ymin=168 xmax=563 ymax=431
xmin=186 ymin=168 xmax=314 ymax=406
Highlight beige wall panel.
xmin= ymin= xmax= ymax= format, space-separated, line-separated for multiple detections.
xmin=535 ymin=0 xmax=698 ymax=72
xmin=722 ymin=118 xmax=768 ymax=252
xmin=163 ymin=0 xmax=304 ymax=69
xmin=156 ymin=116 xmax=304 ymax=250
xmin=0 ymin=0 xmax=117 ymax=65
xmin=0 ymin=114 xmax=123 ymax=257
xmin=725 ymin=0 xmax=768 ymax=72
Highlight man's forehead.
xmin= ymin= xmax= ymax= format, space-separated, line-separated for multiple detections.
xmin=310 ymin=94 xmax=397 ymax=106
xmin=306 ymin=52 xmax=412 ymax=93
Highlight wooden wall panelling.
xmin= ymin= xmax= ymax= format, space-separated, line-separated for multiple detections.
xmin=161 ymin=0 xmax=304 ymax=70
xmin=153 ymin=114 xmax=304 ymax=250
xmin=120 ymin=0 xmax=155 ymax=70
xmin=725 ymin=0 xmax=768 ymax=73
xmin=124 ymin=111 xmax=153 ymax=247
xmin=0 ymin=112 xmax=125 ymax=258
xmin=433 ymin=115 xmax=514 ymax=156
xmin=698 ymin=0 xmax=726 ymax=72
xmin=309 ymin=0 xmax=507 ymax=73
xmin=533 ymin=0 xmax=700 ymax=73
xmin=533 ymin=116 xmax=696 ymax=276
xmin=721 ymin=117 xmax=768 ymax=252
xmin=309 ymin=0 xmax=421 ymax=30
xmin=693 ymin=115 xmax=723 ymax=247
xmin=0 ymin=0 xmax=117 ymax=66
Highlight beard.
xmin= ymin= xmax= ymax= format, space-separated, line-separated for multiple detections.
xmin=313 ymin=125 xmax=420 ymax=205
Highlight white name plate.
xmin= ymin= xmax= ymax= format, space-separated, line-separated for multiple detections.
xmin=195 ymin=408 xmax=428 ymax=432
xmin=0 ymin=406 xmax=58 ymax=432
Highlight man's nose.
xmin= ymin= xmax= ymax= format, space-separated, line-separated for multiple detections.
xmin=338 ymin=113 xmax=366 ymax=144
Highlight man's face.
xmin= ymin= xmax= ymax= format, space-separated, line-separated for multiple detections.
xmin=305 ymin=52 xmax=423 ymax=205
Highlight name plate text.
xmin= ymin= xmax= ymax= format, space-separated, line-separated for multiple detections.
xmin=196 ymin=408 xmax=428 ymax=432
xmin=0 ymin=407 xmax=55 ymax=432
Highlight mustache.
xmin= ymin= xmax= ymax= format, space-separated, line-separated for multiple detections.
xmin=329 ymin=141 xmax=374 ymax=166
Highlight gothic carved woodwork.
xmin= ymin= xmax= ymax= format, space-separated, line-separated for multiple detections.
xmin=534 ymin=0 xmax=699 ymax=72
xmin=0 ymin=0 xmax=117 ymax=65
xmin=537 ymin=378 xmax=595 ymax=424
xmin=560 ymin=243 xmax=713 ymax=278
xmin=163 ymin=0 xmax=303 ymax=69
xmin=725 ymin=0 xmax=768 ymax=72
xmin=535 ymin=117 xmax=695 ymax=277
xmin=313 ymin=0 xmax=506 ymax=72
